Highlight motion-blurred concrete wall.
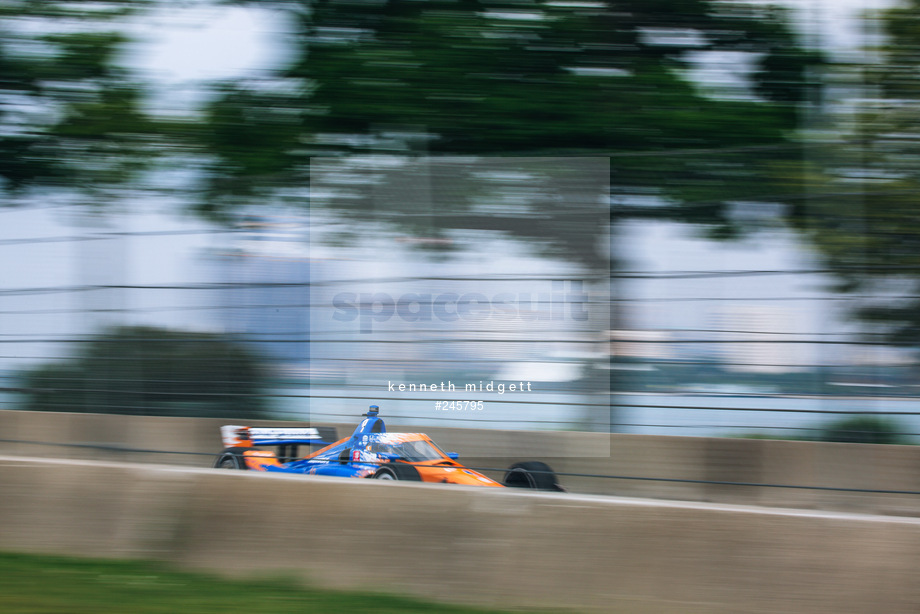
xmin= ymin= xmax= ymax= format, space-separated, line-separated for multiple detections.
xmin=0 ymin=455 xmax=918 ymax=614
xmin=0 ymin=409 xmax=918 ymax=514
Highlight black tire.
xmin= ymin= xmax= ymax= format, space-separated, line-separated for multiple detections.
xmin=503 ymin=461 xmax=561 ymax=491
xmin=372 ymin=464 xmax=422 ymax=481
xmin=214 ymin=446 xmax=250 ymax=470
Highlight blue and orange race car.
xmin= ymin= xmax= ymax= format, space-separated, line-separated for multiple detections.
xmin=214 ymin=405 xmax=562 ymax=490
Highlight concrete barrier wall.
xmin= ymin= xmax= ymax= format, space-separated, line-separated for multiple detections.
xmin=1 ymin=456 xmax=919 ymax=614
xmin=1 ymin=409 xmax=919 ymax=514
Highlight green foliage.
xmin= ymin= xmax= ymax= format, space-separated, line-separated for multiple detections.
xmin=783 ymin=1 xmax=920 ymax=352
xmin=736 ymin=415 xmax=912 ymax=444
xmin=0 ymin=1 xmax=825 ymax=241
xmin=816 ymin=415 xmax=910 ymax=445
xmin=200 ymin=0 xmax=822 ymax=231
xmin=17 ymin=326 xmax=270 ymax=419
xmin=0 ymin=2 xmax=160 ymax=197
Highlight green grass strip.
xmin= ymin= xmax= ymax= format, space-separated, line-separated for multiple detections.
xmin=0 ymin=551 xmax=563 ymax=614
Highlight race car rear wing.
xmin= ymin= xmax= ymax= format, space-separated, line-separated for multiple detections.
xmin=221 ymin=425 xmax=338 ymax=448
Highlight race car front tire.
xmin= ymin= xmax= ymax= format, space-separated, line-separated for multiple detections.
xmin=214 ymin=447 xmax=249 ymax=470
xmin=372 ymin=465 xmax=421 ymax=481
xmin=503 ymin=461 xmax=561 ymax=491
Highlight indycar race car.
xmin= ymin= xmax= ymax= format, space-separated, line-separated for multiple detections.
xmin=214 ymin=405 xmax=562 ymax=490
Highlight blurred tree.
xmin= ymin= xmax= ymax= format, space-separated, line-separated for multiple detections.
xmin=200 ymin=0 xmax=822 ymax=237
xmin=0 ymin=0 xmax=823 ymax=232
xmin=817 ymin=415 xmax=909 ymax=445
xmin=18 ymin=326 xmax=271 ymax=419
xmin=0 ymin=1 xmax=159 ymax=200
xmin=784 ymin=0 xmax=920 ymax=353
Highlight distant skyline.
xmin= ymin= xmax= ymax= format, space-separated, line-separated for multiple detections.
xmin=616 ymin=219 xmax=882 ymax=371
xmin=0 ymin=200 xmax=899 ymax=375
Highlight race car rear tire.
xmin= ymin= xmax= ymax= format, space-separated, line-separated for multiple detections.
xmin=503 ymin=461 xmax=560 ymax=491
xmin=214 ymin=447 xmax=249 ymax=470
xmin=372 ymin=465 xmax=421 ymax=481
